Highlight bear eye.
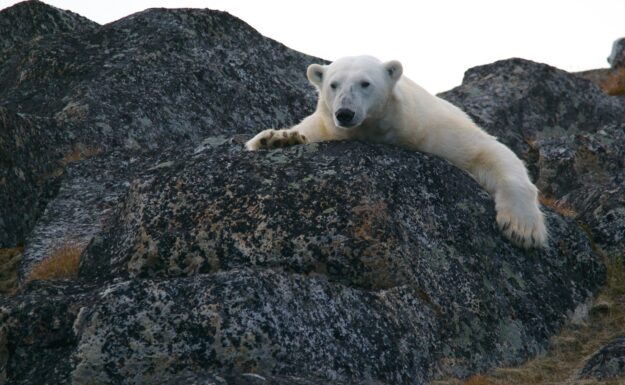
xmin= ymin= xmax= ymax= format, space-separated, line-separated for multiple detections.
xmin=361 ymin=81 xmax=370 ymax=88
xmin=330 ymin=82 xmax=338 ymax=90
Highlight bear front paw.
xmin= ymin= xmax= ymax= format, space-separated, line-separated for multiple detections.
xmin=245 ymin=129 xmax=308 ymax=151
xmin=496 ymin=203 xmax=547 ymax=249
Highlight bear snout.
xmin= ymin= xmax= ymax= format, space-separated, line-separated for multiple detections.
xmin=335 ymin=108 xmax=356 ymax=126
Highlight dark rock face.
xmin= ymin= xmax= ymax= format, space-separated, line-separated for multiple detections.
xmin=438 ymin=58 xmax=625 ymax=159
xmin=0 ymin=0 xmax=97 ymax=54
xmin=0 ymin=5 xmax=321 ymax=148
xmin=17 ymin=149 xmax=157 ymax=279
xmin=579 ymin=335 xmax=625 ymax=379
xmin=609 ymin=38 xmax=625 ymax=68
xmin=0 ymin=281 xmax=97 ymax=385
xmin=0 ymin=1 xmax=322 ymax=248
xmin=439 ymin=59 xmax=625 ymax=259
xmin=73 ymin=140 xmax=602 ymax=384
xmin=0 ymin=108 xmax=64 ymax=247
xmin=536 ymin=124 xmax=625 ymax=257
xmin=0 ymin=1 xmax=619 ymax=385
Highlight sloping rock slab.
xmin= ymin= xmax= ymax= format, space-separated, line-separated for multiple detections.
xmin=154 ymin=371 xmax=353 ymax=385
xmin=18 ymin=149 xmax=169 ymax=280
xmin=0 ymin=107 xmax=65 ymax=247
xmin=579 ymin=335 xmax=625 ymax=380
xmin=438 ymin=58 xmax=625 ymax=159
xmin=0 ymin=0 xmax=97 ymax=54
xmin=77 ymin=140 xmax=604 ymax=382
xmin=0 ymin=5 xmax=323 ymax=149
xmin=71 ymin=270 xmax=436 ymax=385
xmin=0 ymin=1 xmax=323 ymax=247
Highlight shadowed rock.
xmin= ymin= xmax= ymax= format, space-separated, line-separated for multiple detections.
xmin=579 ymin=335 xmax=625 ymax=380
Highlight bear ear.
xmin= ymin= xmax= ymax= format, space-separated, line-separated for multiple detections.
xmin=384 ymin=60 xmax=403 ymax=82
xmin=307 ymin=64 xmax=325 ymax=87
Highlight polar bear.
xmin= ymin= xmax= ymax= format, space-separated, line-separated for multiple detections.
xmin=246 ymin=56 xmax=547 ymax=248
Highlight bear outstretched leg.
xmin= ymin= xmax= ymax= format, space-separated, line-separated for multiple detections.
xmin=464 ymin=140 xmax=547 ymax=248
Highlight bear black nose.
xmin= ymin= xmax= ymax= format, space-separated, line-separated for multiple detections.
xmin=336 ymin=108 xmax=355 ymax=125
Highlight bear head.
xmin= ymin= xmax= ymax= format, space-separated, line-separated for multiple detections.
xmin=307 ymin=56 xmax=403 ymax=130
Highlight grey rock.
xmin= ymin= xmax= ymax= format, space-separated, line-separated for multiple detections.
xmin=0 ymin=2 xmax=618 ymax=385
xmin=536 ymin=124 xmax=625 ymax=257
xmin=608 ymin=38 xmax=625 ymax=68
xmin=0 ymin=1 xmax=323 ymax=247
xmin=579 ymin=335 xmax=625 ymax=379
xmin=0 ymin=280 xmax=98 ymax=385
xmin=18 ymin=150 xmax=161 ymax=280
xmin=0 ymin=4 xmax=322 ymax=147
xmin=76 ymin=140 xmax=604 ymax=383
xmin=154 ymin=371 xmax=350 ymax=385
xmin=71 ymin=270 xmax=435 ymax=385
xmin=438 ymin=58 xmax=625 ymax=160
xmin=0 ymin=107 xmax=64 ymax=247
xmin=0 ymin=0 xmax=97 ymax=54
xmin=439 ymin=58 xmax=625 ymax=258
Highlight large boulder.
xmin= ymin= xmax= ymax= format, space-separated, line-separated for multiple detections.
xmin=608 ymin=38 xmax=625 ymax=68
xmin=536 ymin=124 xmax=625 ymax=257
xmin=71 ymin=140 xmax=603 ymax=383
xmin=439 ymin=58 xmax=625 ymax=259
xmin=0 ymin=4 xmax=321 ymax=148
xmin=0 ymin=0 xmax=322 ymax=247
xmin=0 ymin=0 xmax=97 ymax=54
xmin=438 ymin=58 xmax=625 ymax=159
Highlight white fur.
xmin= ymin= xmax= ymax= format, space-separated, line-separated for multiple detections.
xmin=246 ymin=56 xmax=547 ymax=248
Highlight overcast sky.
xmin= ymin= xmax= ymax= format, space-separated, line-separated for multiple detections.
xmin=1 ymin=0 xmax=624 ymax=93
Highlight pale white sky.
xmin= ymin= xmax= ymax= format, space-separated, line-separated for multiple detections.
xmin=1 ymin=0 xmax=624 ymax=93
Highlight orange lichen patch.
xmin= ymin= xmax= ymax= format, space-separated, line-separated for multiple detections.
xmin=26 ymin=242 xmax=86 ymax=282
xmin=462 ymin=375 xmax=497 ymax=385
xmin=60 ymin=145 xmax=103 ymax=166
xmin=538 ymin=195 xmax=577 ymax=218
xmin=577 ymin=68 xmax=625 ymax=96
xmin=351 ymin=200 xmax=389 ymax=241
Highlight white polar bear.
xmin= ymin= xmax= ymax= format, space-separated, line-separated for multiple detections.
xmin=246 ymin=56 xmax=547 ymax=248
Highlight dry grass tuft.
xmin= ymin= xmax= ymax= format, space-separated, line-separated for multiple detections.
xmin=0 ymin=246 xmax=23 ymax=294
xmin=462 ymin=374 xmax=496 ymax=385
xmin=26 ymin=242 xmax=85 ymax=282
xmin=539 ymin=195 xmax=577 ymax=218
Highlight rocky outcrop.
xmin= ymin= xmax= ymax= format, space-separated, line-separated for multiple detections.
xmin=536 ymin=124 xmax=625 ymax=258
xmin=0 ymin=137 xmax=604 ymax=385
xmin=0 ymin=1 xmax=622 ymax=385
xmin=0 ymin=1 xmax=322 ymax=248
xmin=576 ymin=38 xmax=625 ymax=95
xmin=608 ymin=38 xmax=625 ymax=68
xmin=439 ymin=59 xmax=625 ymax=259
xmin=0 ymin=0 xmax=97 ymax=54
xmin=579 ymin=335 xmax=625 ymax=380
xmin=438 ymin=58 xmax=625 ymax=159
xmin=0 ymin=108 xmax=64 ymax=248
